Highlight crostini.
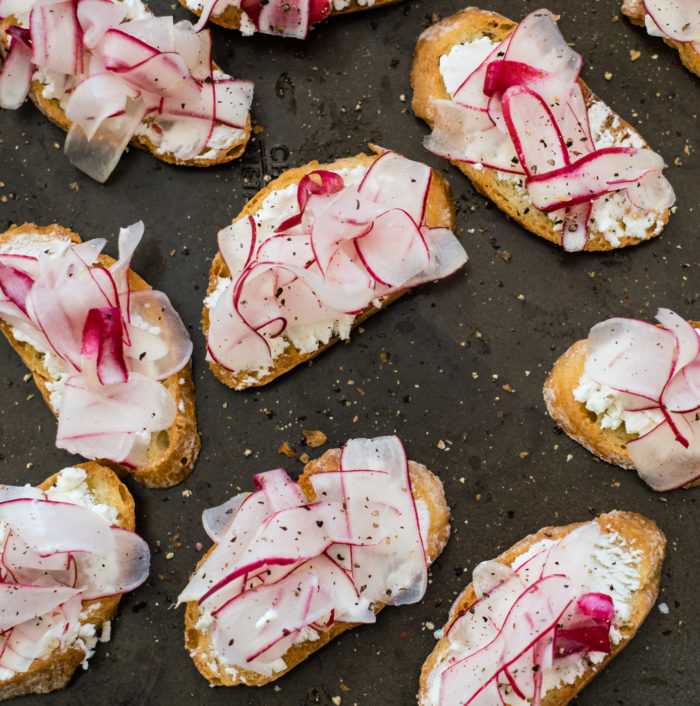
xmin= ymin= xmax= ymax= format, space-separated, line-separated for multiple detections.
xmin=622 ymin=0 xmax=700 ymax=78
xmin=0 ymin=0 xmax=253 ymax=182
xmin=419 ymin=511 xmax=665 ymax=705
xmin=0 ymin=223 xmax=200 ymax=488
xmin=203 ymin=147 xmax=468 ymax=389
xmin=0 ymin=462 xmax=149 ymax=699
xmin=544 ymin=308 xmax=700 ymax=491
xmin=180 ymin=435 xmax=451 ymax=685
xmin=411 ymin=7 xmax=675 ymax=252
xmin=181 ymin=0 xmax=402 ymax=39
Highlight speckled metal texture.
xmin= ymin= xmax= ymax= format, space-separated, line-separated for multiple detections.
xmin=0 ymin=0 xmax=698 ymax=704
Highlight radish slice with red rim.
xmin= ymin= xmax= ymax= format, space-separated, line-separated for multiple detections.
xmin=0 ymin=31 xmax=33 ymax=110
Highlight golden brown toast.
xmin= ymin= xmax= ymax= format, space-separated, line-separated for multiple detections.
xmin=203 ymin=148 xmax=457 ymax=390
xmin=184 ymin=447 xmax=451 ymax=686
xmin=411 ymin=7 xmax=671 ymax=251
xmin=419 ymin=511 xmax=666 ymax=705
xmin=0 ymin=224 xmax=200 ymax=488
xmin=0 ymin=462 xmax=137 ymax=700
xmin=543 ymin=321 xmax=700 ymax=487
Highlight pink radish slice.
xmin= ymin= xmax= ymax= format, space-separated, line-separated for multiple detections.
xmin=254 ymin=467 xmax=306 ymax=510
xmin=77 ymin=0 xmax=127 ymax=49
xmin=76 ymin=526 xmax=150 ymax=599
xmin=202 ymin=493 xmax=249 ymax=543
xmin=30 ymin=0 xmax=83 ymax=76
xmin=554 ymin=592 xmax=613 ymax=657
xmin=472 ymin=560 xmax=513 ymax=599
xmin=277 ymin=170 xmax=346 ymax=233
xmin=0 ymin=583 xmax=82 ymax=631
xmin=0 ymin=498 xmax=116 ymax=556
xmin=358 ymin=150 xmax=432 ymax=226
xmin=630 ymin=410 xmax=700 ymax=491
xmin=81 ymin=307 xmax=129 ymax=386
xmin=2 ymin=530 xmax=71 ymax=574
xmin=643 ymin=0 xmax=700 ymax=42
xmin=424 ymin=99 xmax=523 ymax=173
xmin=64 ymin=96 xmax=148 ymax=183
xmin=560 ymin=201 xmax=592 ymax=253
xmin=0 ymin=0 xmax=35 ymax=17
xmin=525 ymin=147 xmax=667 ymax=212
xmin=172 ymin=21 xmax=211 ymax=80
xmin=0 ymin=32 xmax=33 ymax=110
xmin=210 ymin=78 xmax=254 ymax=129
xmin=256 ymin=0 xmax=309 ymax=39
xmin=452 ymin=36 xmax=512 ymax=110
xmin=0 ymin=261 xmax=34 ymax=314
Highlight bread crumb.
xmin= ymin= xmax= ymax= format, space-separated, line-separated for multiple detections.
xmin=517 ymin=294 xmax=525 ymax=301
xmin=244 ymin=449 xmax=253 ymax=457
xmin=500 ymin=250 xmax=511 ymax=262
xmin=182 ymin=489 xmax=192 ymax=497
xmin=629 ymin=50 xmax=641 ymax=61
xmin=604 ymin=72 xmax=613 ymax=80
xmin=300 ymin=453 xmax=310 ymax=464
xmin=278 ymin=442 xmax=296 ymax=458
xmin=23 ymin=373 xmax=32 ymax=382
xmin=566 ymin=454 xmax=573 ymax=462
xmin=519 ymin=451 xmax=529 ymax=459
xmin=502 ymin=384 xmax=515 ymax=393
xmin=437 ymin=440 xmax=446 ymax=450
xmin=332 ymin=697 xmax=342 ymax=706
xmin=165 ymin=552 xmax=174 ymax=560
xmin=303 ymin=430 xmax=327 ymax=448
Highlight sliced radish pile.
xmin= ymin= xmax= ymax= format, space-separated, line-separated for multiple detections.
xmin=0 ymin=481 xmax=149 ymax=674
xmin=207 ymin=151 xmax=468 ymax=374
xmin=438 ymin=523 xmax=616 ymax=705
xmin=0 ymin=223 xmax=192 ymax=466
xmin=194 ymin=0 xmax=330 ymax=38
xmin=178 ymin=436 xmax=429 ymax=676
xmin=425 ymin=8 xmax=675 ymax=251
xmin=583 ymin=308 xmax=700 ymax=491
xmin=1 ymin=0 xmax=253 ymax=181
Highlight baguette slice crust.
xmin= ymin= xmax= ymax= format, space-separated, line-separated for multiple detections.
xmin=543 ymin=321 xmax=700 ymax=487
xmin=184 ymin=447 xmax=451 ymax=686
xmin=0 ymin=14 xmax=251 ymax=169
xmin=622 ymin=0 xmax=700 ymax=78
xmin=181 ymin=0 xmax=401 ymax=32
xmin=203 ymin=148 xmax=456 ymax=390
xmin=411 ymin=7 xmax=671 ymax=251
xmin=419 ymin=511 xmax=666 ymax=706
xmin=0 ymin=462 xmax=136 ymax=700
xmin=0 ymin=224 xmax=200 ymax=488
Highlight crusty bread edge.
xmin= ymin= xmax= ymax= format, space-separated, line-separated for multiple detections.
xmin=418 ymin=510 xmax=666 ymax=706
xmin=0 ymin=223 xmax=201 ymax=488
xmin=543 ymin=321 xmax=700 ymax=487
xmin=202 ymin=148 xmax=457 ymax=390
xmin=621 ymin=0 xmax=700 ymax=78
xmin=410 ymin=7 xmax=671 ymax=251
xmin=184 ymin=447 xmax=451 ymax=687
xmin=180 ymin=0 xmax=402 ymax=32
xmin=0 ymin=16 xmax=251 ymax=169
xmin=0 ymin=461 xmax=136 ymax=700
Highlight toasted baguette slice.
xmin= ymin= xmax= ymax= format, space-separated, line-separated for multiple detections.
xmin=419 ymin=511 xmax=666 ymax=706
xmin=622 ymin=0 xmax=700 ymax=78
xmin=0 ymin=224 xmax=200 ymax=488
xmin=0 ymin=462 xmax=136 ymax=700
xmin=185 ymin=447 xmax=451 ymax=686
xmin=543 ymin=321 xmax=700 ymax=486
xmin=203 ymin=148 xmax=457 ymax=390
xmin=181 ymin=0 xmax=401 ymax=33
xmin=411 ymin=7 xmax=671 ymax=251
xmin=0 ymin=9 xmax=251 ymax=170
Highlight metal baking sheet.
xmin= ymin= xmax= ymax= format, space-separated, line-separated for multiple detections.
xmin=1 ymin=0 xmax=698 ymax=703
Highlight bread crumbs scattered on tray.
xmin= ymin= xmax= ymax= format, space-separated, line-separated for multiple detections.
xmin=303 ymin=429 xmax=327 ymax=448
xmin=300 ymin=453 xmax=310 ymax=464
xmin=278 ymin=442 xmax=296 ymax=458
xmin=630 ymin=50 xmax=641 ymax=61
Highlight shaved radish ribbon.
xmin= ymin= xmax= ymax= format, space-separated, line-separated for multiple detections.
xmin=424 ymin=8 xmax=675 ymax=252
xmin=206 ymin=151 xmax=468 ymax=375
xmin=437 ymin=524 xmax=616 ymax=705
xmin=192 ymin=0 xmax=331 ymax=38
xmin=0 ymin=0 xmax=253 ymax=182
xmin=0 ymin=475 xmax=149 ymax=676
xmin=582 ymin=308 xmax=700 ymax=491
xmin=177 ymin=436 xmax=431 ymax=676
xmin=0 ymin=222 xmax=192 ymax=466
xmin=642 ymin=0 xmax=700 ymax=58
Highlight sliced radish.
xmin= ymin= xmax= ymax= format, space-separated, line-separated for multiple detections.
xmin=0 ymin=31 xmax=33 ymax=110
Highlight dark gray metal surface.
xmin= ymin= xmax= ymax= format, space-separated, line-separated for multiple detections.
xmin=1 ymin=0 xmax=699 ymax=703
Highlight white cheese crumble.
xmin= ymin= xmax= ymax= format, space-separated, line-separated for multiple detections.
xmin=438 ymin=39 xmax=666 ymax=247
xmin=573 ymin=373 xmax=664 ymax=437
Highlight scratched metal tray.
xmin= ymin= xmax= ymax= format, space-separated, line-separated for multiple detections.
xmin=1 ymin=0 xmax=698 ymax=704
